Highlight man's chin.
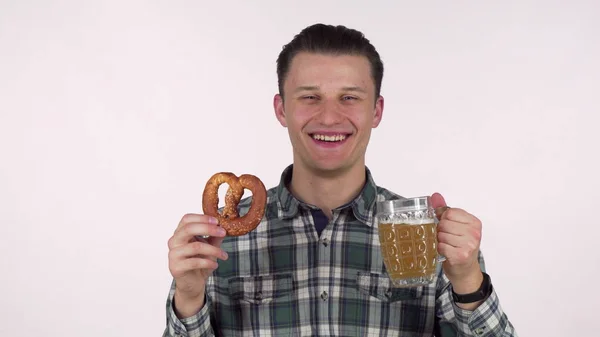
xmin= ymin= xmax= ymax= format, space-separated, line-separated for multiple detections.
xmin=308 ymin=161 xmax=353 ymax=177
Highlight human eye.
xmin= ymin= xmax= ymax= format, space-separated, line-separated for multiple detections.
xmin=299 ymin=95 xmax=320 ymax=103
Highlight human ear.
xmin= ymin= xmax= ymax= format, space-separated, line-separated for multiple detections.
xmin=372 ymin=95 xmax=384 ymax=128
xmin=273 ymin=94 xmax=288 ymax=127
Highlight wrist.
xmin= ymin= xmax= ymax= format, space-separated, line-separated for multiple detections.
xmin=450 ymin=270 xmax=493 ymax=311
xmin=173 ymin=289 xmax=206 ymax=319
xmin=448 ymin=267 xmax=483 ymax=295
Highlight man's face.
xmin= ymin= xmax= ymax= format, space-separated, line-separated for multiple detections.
xmin=274 ymin=52 xmax=384 ymax=175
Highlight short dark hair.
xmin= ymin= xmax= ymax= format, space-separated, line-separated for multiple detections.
xmin=276 ymin=23 xmax=384 ymax=100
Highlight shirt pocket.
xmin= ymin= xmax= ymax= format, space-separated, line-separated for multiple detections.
xmin=356 ymin=271 xmax=423 ymax=302
xmin=228 ymin=273 xmax=294 ymax=305
xmin=223 ymin=273 xmax=299 ymax=336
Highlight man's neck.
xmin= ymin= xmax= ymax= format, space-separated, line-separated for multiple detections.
xmin=288 ymin=162 xmax=366 ymax=219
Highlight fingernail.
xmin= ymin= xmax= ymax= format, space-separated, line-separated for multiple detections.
xmin=217 ymin=227 xmax=226 ymax=236
xmin=222 ymin=250 xmax=228 ymax=259
xmin=209 ymin=217 xmax=219 ymax=224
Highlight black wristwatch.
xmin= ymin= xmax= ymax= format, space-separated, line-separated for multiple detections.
xmin=452 ymin=272 xmax=493 ymax=304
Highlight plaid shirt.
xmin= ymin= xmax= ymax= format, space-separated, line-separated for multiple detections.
xmin=163 ymin=165 xmax=517 ymax=337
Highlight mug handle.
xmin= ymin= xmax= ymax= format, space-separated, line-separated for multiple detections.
xmin=434 ymin=206 xmax=451 ymax=263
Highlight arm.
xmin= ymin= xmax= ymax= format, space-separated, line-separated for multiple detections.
xmin=163 ymin=213 xmax=228 ymax=336
xmin=163 ymin=279 xmax=215 ymax=337
xmin=434 ymin=251 xmax=518 ymax=337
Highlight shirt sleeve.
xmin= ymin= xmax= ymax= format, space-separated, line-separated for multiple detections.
xmin=163 ymin=279 xmax=215 ymax=337
xmin=435 ymin=251 xmax=518 ymax=337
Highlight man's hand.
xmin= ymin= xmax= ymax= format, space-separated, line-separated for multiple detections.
xmin=167 ymin=213 xmax=229 ymax=318
xmin=431 ymin=192 xmax=485 ymax=310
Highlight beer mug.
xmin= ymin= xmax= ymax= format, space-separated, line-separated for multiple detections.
xmin=375 ymin=196 xmax=446 ymax=287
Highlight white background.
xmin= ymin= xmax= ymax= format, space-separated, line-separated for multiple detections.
xmin=1 ymin=1 xmax=598 ymax=336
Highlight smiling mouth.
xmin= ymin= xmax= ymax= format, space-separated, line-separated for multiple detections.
xmin=309 ymin=133 xmax=352 ymax=143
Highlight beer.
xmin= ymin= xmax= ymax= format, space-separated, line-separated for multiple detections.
xmin=376 ymin=197 xmax=444 ymax=287
xmin=379 ymin=220 xmax=438 ymax=285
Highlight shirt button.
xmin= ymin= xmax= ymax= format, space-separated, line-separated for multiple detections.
xmin=322 ymin=238 xmax=329 ymax=247
xmin=321 ymin=291 xmax=328 ymax=301
xmin=255 ymin=291 xmax=263 ymax=301
xmin=474 ymin=326 xmax=487 ymax=335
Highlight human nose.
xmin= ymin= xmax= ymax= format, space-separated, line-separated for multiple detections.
xmin=315 ymin=100 xmax=344 ymax=125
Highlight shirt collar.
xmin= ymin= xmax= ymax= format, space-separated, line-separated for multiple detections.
xmin=276 ymin=164 xmax=379 ymax=226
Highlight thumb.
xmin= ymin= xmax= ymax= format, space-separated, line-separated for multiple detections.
xmin=430 ymin=192 xmax=447 ymax=208
xmin=430 ymin=192 xmax=449 ymax=220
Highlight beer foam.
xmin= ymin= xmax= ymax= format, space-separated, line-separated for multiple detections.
xmin=389 ymin=218 xmax=435 ymax=225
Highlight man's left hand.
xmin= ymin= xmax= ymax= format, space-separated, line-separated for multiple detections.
xmin=430 ymin=192 xmax=484 ymax=294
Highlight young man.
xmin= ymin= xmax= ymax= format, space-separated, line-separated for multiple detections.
xmin=164 ymin=24 xmax=517 ymax=336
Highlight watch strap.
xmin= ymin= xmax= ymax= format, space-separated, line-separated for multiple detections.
xmin=451 ymin=272 xmax=493 ymax=304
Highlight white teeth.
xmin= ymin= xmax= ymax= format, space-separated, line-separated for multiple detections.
xmin=312 ymin=134 xmax=347 ymax=142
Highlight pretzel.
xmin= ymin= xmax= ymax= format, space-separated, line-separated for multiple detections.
xmin=202 ymin=172 xmax=267 ymax=236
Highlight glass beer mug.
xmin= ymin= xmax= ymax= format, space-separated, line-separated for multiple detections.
xmin=375 ymin=196 xmax=446 ymax=287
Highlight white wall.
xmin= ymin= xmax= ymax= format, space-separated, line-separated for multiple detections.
xmin=1 ymin=1 xmax=598 ymax=336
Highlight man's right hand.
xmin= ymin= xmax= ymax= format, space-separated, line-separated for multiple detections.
xmin=167 ymin=213 xmax=228 ymax=318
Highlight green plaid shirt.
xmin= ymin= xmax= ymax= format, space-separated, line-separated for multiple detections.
xmin=164 ymin=165 xmax=517 ymax=336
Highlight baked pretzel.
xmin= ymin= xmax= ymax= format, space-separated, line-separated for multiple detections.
xmin=202 ymin=172 xmax=267 ymax=236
